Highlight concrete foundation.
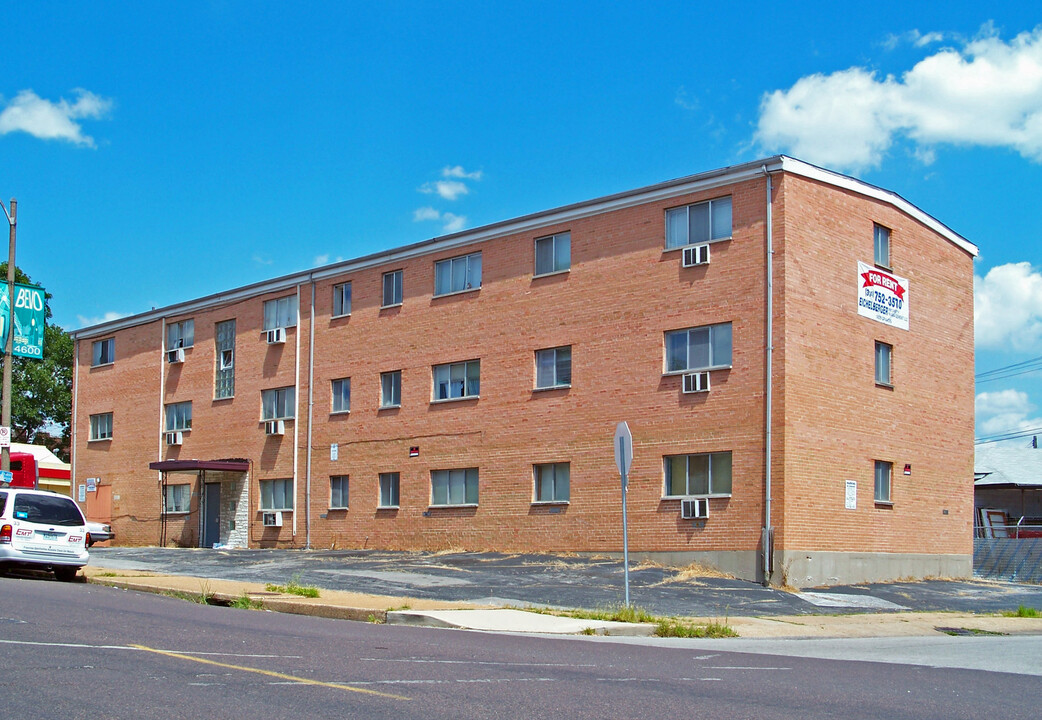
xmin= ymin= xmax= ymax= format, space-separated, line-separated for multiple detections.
xmin=775 ymin=551 xmax=972 ymax=588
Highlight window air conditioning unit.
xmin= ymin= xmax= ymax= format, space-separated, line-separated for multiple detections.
xmin=262 ymin=511 xmax=283 ymax=527
xmin=682 ymin=371 xmax=711 ymax=393
xmin=166 ymin=347 xmax=185 ymax=364
xmin=681 ymin=497 xmax=710 ymax=520
xmin=265 ymin=420 xmax=285 ymax=436
xmin=266 ymin=327 xmax=287 ymax=345
xmin=165 ymin=431 xmax=183 ymax=446
xmin=682 ymin=243 xmax=710 ymax=267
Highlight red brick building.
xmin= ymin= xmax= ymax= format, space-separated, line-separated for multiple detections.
xmin=70 ymin=156 xmax=977 ymax=586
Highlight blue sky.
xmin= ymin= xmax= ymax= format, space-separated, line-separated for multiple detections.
xmin=2 ymin=2 xmax=1041 ymax=444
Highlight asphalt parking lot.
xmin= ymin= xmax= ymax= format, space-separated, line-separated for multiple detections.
xmin=88 ymin=547 xmax=1042 ymax=618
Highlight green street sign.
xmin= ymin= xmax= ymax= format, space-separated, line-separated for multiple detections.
xmin=0 ymin=283 xmax=46 ymax=359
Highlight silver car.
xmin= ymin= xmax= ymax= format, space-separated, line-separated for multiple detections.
xmin=85 ymin=521 xmax=114 ymax=546
xmin=0 ymin=488 xmax=90 ymax=581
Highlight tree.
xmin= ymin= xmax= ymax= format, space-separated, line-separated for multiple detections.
xmin=0 ymin=263 xmax=72 ymax=458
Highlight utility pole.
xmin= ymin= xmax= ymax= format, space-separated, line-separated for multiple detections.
xmin=1 ymin=198 xmax=15 ymax=472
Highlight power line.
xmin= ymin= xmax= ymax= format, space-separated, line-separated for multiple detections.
xmin=975 ymin=425 xmax=1042 ymax=445
xmin=976 ymin=354 xmax=1042 ymax=383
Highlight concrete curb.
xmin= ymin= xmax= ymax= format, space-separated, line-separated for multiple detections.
xmin=387 ymin=608 xmax=657 ymax=636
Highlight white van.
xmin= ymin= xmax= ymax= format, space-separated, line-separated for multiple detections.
xmin=0 ymin=488 xmax=90 ymax=581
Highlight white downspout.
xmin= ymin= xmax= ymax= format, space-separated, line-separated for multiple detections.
xmin=293 ymin=286 xmax=302 ymax=540
xmin=71 ymin=340 xmax=79 ymax=497
xmin=762 ymin=165 xmax=775 ymax=584
xmin=305 ymin=277 xmax=316 ymax=550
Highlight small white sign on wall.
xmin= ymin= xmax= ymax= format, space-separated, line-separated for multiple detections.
xmin=78 ymin=484 xmax=87 ymax=502
xmin=845 ymin=480 xmax=857 ymax=510
xmin=330 ymin=443 xmax=338 ymax=461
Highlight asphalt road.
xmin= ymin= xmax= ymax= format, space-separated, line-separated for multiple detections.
xmin=90 ymin=546 xmax=1042 ymax=617
xmin=2 ymin=575 xmax=1040 ymax=720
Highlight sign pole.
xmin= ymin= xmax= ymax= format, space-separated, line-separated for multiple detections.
xmin=613 ymin=422 xmax=633 ymax=608
xmin=1 ymin=198 xmax=15 ymax=473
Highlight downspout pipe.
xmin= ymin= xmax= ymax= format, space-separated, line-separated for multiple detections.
xmin=305 ymin=275 xmax=316 ymax=550
xmin=762 ymin=165 xmax=775 ymax=585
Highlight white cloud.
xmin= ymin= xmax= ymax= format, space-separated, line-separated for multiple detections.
xmin=420 ymin=179 xmax=469 ymax=201
xmin=313 ymin=253 xmax=343 ymax=266
xmin=975 ymin=388 xmax=1041 ymax=437
xmin=442 ymin=165 xmax=482 ymax=181
xmin=76 ymin=311 xmax=129 ymax=328
xmin=413 ymin=206 xmax=442 ymax=222
xmin=441 ymin=213 xmax=466 ymax=233
xmin=974 ymin=262 xmax=1042 ymax=351
xmin=0 ymin=88 xmax=112 ymax=147
xmin=755 ymin=24 xmax=1042 ymax=171
xmin=413 ymin=207 xmax=467 ymax=233
xmin=252 ymin=254 xmax=273 ymax=266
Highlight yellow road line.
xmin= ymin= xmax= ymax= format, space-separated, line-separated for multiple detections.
xmin=130 ymin=644 xmax=409 ymax=701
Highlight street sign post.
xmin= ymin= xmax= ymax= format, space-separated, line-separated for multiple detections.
xmin=614 ymin=422 xmax=633 ymax=607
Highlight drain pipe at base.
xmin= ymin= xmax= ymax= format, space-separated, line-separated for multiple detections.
xmin=762 ymin=165 xmax=775 ymax=586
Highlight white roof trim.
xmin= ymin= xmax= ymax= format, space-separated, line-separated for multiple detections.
xmin=72 ymin=155 xmax=976 ymax=339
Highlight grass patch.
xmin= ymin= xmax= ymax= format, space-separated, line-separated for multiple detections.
xmin=95 ymin=572 xmax=119 ymax=577
xmin=266 ymin=580 xmax=320 ymax=598
xmin=655 ymin=619 xmax=738 ymax=638
xmin=937 ymin=626 xmax=1006 ymax=636
xmin=526 ymin=605 xmax=657 ymax=624
xmin=1003 ymin=605 xmax=1041 ymax=618
xmin=230 ymin=592 xmax=264 ymax=610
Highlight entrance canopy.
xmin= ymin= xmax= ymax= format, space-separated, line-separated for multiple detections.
xmin=149 ymin=459 xmax=250 ymax=473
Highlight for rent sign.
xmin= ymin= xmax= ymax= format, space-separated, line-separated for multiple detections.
xmin=857 ymin=262 xmax=909 ymax=330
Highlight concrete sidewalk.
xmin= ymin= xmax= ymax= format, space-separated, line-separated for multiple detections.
xmin=82 ymin=565 xmax=1042 ymax=639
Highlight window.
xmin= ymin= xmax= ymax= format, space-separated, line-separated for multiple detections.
xmin=431 ymin=468 xmax=479 ymax=506
xmin=263 ymin=295 xmax=298 ymax=330
xmin=434 ymin=252 xmax=482 ymax=295
xmin=381 ymin=370 xmax=402 ymax=408
xmin=89 ymin=413 xmax=113 ymax=441
xmin=379 ymin=472 xmax=400 ymax=508
xmin=665 ymin=323 xmax=732 ymax=373
xmin=260 ymin=478 xmax=294 ymax=511
xmin=534 ymin=462 xmax=570 ymax=503
xmin=214 ymin=319 xmax=236 ymax=399
xmin=163 ymin=484 xmax=191 ymax=513
xmin=874 ymin=224 xmax=891 ymax=268
xmin=664 ymin=452 xmax=733 ymax=496
xmin=874 ymin=460 xmax=892 ymax=503
xmin=262 ymin=386 xmax=295 ymax=420
xmin=432 ymin=360 xmax=480 ymax=401
xmin=164 ymin=401 xmax=192 ymax=432
xmin=330 ymin=476 xmax=349 ymax=509
xmin=331 ymin=378 xmax=351 ymax=413
xmin=333 ymin=282 xmax=352 ymax=317
xmin=875 ymin=342 xmax=892 ymax=386
xmin=166 ymin=319 xmax=194 ymax=349
xmin=91 ymin=338 xmax=115 ymax=366
xmin=665 ymin=196 xmax=732 ymax=249
xmin=382 ymin=270 xmax=403 ymax=307
xmin=535 ymin=346 xmax=571 ymax=389
xmin=534 ymin=232 xmax=571 ymax=276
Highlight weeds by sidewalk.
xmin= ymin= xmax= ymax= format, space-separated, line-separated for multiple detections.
xmin=523 ymin=604 xmax=737 ymax=638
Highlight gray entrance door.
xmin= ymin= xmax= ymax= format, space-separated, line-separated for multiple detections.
xmin=203 ymin=483 xmax=221 ymax=547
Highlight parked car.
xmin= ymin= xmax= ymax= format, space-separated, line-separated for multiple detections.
xmin=0 ymin=488 xmax=90 ymax=581
xmin=85 ymin=521 xmax=114 ymax=546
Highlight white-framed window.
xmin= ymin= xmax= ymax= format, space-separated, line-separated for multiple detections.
xmin=665 ymin=196 xmax=732 ymax=249
xmin=432 ymin=360 xmax=480 ymax=401
xmin=875 ymin=341 xmax=892 ymax=386
xmin=664 ymin=452 xmax=732 ymax=496
xmin=874 ymin=460 xmax=892 ymax=503
xmin=330 ymin=475 xmax=349 ymax=509
xmin=534 ymin=232 xmax=570 ymax=276
xmin=665 ymin=323 xmax=732 ymax=373
xmin=163 ymin=483 xmax=191 ymax=513
xmin=214 ymin=319 xmax=236 ymax=400
xmin=534 ymin=462 xmax=569 ymax=503
xmin=431 ymin=468 xmax=479 ymax=506
xmin=91 ymin=337 xmax=115 ymax=366
xmin=535 ymin=346 xmax=571 ymax=389
xmin=166 ymin=319 xmax=195 ymax=349
xmin=164 ymin=401 xmax=192 ymax=432
xmin=263 ymin=295 xmax=298 ymax=330
xmin=381 ymin=370 xmax=402 ymax=408
xmin=333 ymin=282 xmax=352 ymax=317
xmin=382 ymin=269 xmax=403 ymax=307
xmin=331 ymin=378 xmax=351 ymax=414
xmin=260 ymin=478 xmax=294 ymax=511
xmin=434 ymin=252 xmax=482 ymax=296
xmin=874 ymin=224 xmax=891 ymax=268
xmin=379 ymin=472 xmax=400 ymax=508
xmin=262 ymin=386 xmax=295 ymax=420
xmin=89 ymin=412 xmax=113 ymax=441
